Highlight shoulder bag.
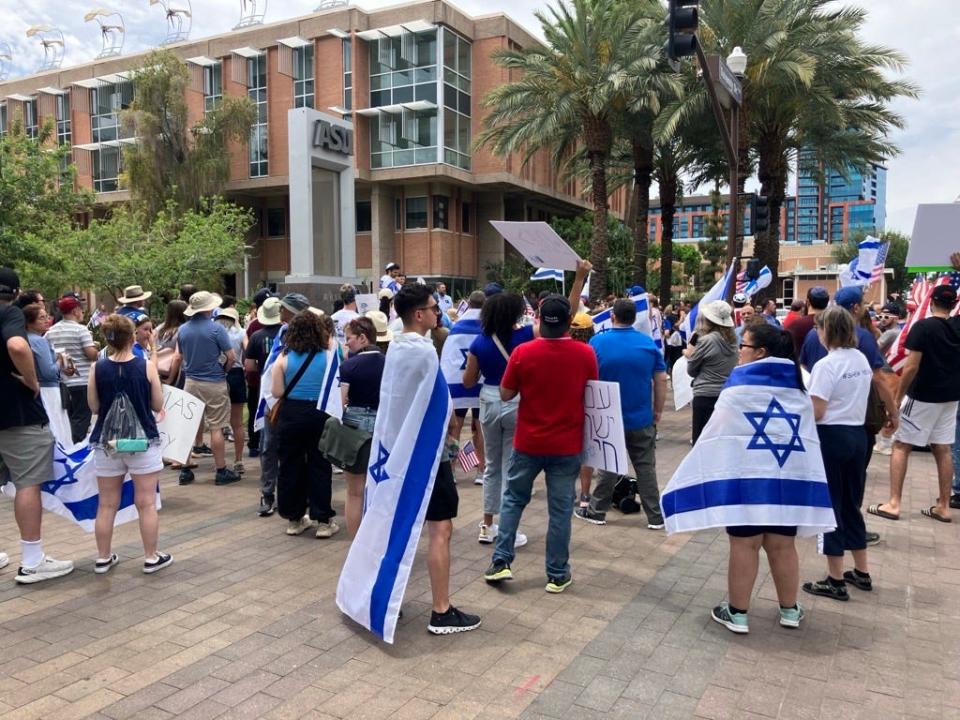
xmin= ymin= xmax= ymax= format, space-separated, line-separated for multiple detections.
xmin=266 ymin=349 xmax=317 ymax=425
xmin=319 ymin=417 xmax=371 ymax=470
xmin=491 ymin=334 xmax=511 ymax=362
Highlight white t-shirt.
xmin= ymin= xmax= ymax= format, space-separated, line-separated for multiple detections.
xmin=330 ymin=308 xmax=359 ymax=344
xmin=808 ymin=347 xmax=872 ymax=426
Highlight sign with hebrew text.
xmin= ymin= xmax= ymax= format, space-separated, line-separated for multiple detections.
xmin=582 ymin=380 xmax=629 ymax=474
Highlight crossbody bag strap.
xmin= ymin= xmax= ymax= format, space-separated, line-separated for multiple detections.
xmin=282 ymin=349 xmax=318 ymax=399
xmin=491 ymin=334 xmax=511 ymax=362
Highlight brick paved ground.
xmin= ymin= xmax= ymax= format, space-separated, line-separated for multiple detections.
xmin=0 ymin=402 xmax=958 ymax=719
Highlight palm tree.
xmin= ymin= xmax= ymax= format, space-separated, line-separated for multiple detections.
xmin=476 ymin=0 xmax=658 ymax=301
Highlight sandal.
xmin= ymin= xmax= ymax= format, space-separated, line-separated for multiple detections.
xmin=867 ymin=503 xmax=899 ymax=521
xmin=921 ymin=506 xmax=952 ymax=523
xmin=802 ymin=578 xmax=849 ymax=602
xmin=842 ymin=570 xmax=873 ymax=591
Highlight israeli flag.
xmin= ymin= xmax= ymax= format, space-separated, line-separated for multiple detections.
xmin=336 ymin=332 xmax=452 ymax=643
xmin=317 ymin=344 xmax=343 ymax=420
xmin=740 ymin=266 xmax=772 ymax=298
xmin=660 ymin=357 xmax=835 ymax=536
xmin=439 ymin=309 xmax=482 ymax=409
xmin=2 ymin=442 xmax=159 ymax=533
xmin=253 ymin=324 xmax=287 ymax=432
xmin=680 ymin=261 xmax=738 ymax=341
xmin=839 ymin=236 xmax=882 ymax=287
xmin=593 ymin=294 xmax=652 ymax=337
xmin=530 ymin=267 xmax=564 ymax=282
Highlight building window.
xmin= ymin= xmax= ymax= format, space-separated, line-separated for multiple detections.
xmin=92 ymin=81 xmax=133 ymax=143
xmin=342 ymin=39 xmax=352 ymax=111
xmin=247 ymin=54 xmax=268 ymax=178
xmin=293 ymin=45 xmax=315 ymax=109
xmin=55 ymin=94 xmax=71 ymax=146
xmin=782 ymin=278 xmax=795 ymax=303
xmin=24 ymin=99 xmax=38 ymax=139
xmin=93 ymin=145 xmax=121 ymax=192
xmin=266 ymin=207 xmax=286 ymax=237
xmin=433 ymin=195 xmax=449 ymax=229
xmin=0 ymin=104 xmax=6 ymax=136
xmin=461 ymin=202 xmax=471 ymax=233
xmin=369 ymin=29 xmax=438 ymax=168
xmin=356 ymin=201 xmax=372 ymax=232
xmin=441 ymin=28 xmax=471 ymax=170
xmin=405 ymin=197 xmax=428 ymax=229
xmin=203 ymin=62 xmax=222 ymax=113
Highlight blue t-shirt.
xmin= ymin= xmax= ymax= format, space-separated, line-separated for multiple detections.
xmin=800 ymin=325 xmax=884 ymax=371
xmin=589 ymin=327 xmax=667 ymax=430
xmin=283 ymin=350 xmax=328 ymax=401
xmin=117 ymin=305 xmax=148 ymax=324
xmin=176 ymin=315 xmax=232 ymax=382
xmin=468 ymin=325 xmax=535 ymax=386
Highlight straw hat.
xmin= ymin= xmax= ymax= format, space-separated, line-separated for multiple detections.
xmin=184 ymin=291 xmax=222 ymax=316
xmin=377 ymin=288 xmax=394 ymax=301
xmin=365 ymin=310 xmax=394 ymax=343
xmin=256 ymin=297 xmax=282 ymax=326
xmin=700 ymin=300 xmax=734 ymax=328
xmin=119 ymin=285 xmax=152 ymax=304
xmin=217 ymin=307 xmax=240 ymax=324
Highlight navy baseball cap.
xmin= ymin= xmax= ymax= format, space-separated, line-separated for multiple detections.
xmin=252 ymin=288 xmax=273 ymax=306
xmin=932 ymin=284 xmax=958 ymax=308
xmin=834 ymin=286 xmax=864 ymax=310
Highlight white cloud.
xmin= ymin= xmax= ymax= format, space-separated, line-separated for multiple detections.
xmin=2 ymin=0 xmax=956 ymax=234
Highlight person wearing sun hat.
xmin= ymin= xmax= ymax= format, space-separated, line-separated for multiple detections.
xmin=246 ymin=297 xmax=284 ymax=515
xmin=683 ymin=299 xmax=738 ymax=443
xmin=364 ymin=310 xmax=394 ymax=350
xmin=116 ymin=285 xmax=152 ymax=324
xmin=175 ymin=291 xmax=240 ymax=487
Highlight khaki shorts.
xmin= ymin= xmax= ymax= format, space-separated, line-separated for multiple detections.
xmin=184 ymin=378 xmax=231 ymax=431
xmin=0 ymin=424 xmax=55 ymax=489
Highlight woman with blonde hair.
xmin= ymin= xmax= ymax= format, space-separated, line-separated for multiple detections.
xmin=684 ymin=300 xmax=738 ymax=443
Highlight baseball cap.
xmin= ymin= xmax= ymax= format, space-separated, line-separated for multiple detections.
xmin=880 ymin=302 xmax=900 ymax=316
xmin=483 ymin=282 xmax=504 ymax=297
xmin=834 ymin=286 xmax=863 ymax=311
xmin=538 ymin=295 xmax=571 ymax=328
xmin=570 ymin=312 xmax=594 ymax=330
xmin=279 ymin=292 xmax=310 ymax=316
xmin=807 ymin=286 xmax=829 ymax=303
xmin=0 ymin=267 xmax=20 ymax=296
xmin=252 ymin=288 xmax=273 ymax=307
xmin=58 ymin=297 xmax=82 ymax=314
xmin=932 ymin=284 xmax=958 ymax=308
xmin=62 ymin=291 xmax=83 ymax=302
xmin=629 ymin=285 xmax=645 ymax=297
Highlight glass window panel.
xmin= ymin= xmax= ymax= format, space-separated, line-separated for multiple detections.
xmin=457 ymin=37 xmax=471 ymax=77
xmin=416 ymin=31 xmax=436 ymax=67
xmin=342 ymin=38 xmax=352 ymax=73
xmin=433 ymin=195 xmax=449 ymax=229
xmin=415 ymin=83 xmax=436 ymax=104
xmin=462 ymin=202 xmax=471 ymax=233
xmin=458 ymin=91 xmax=470 ymax=115
xmin=371 ymin=89 xmax=390 ymax=107
xmin=443 ymin=85 xmax=457 ymax=110
xmin=443 ymin=30 xmax=456 ymax=69
xmin=371 ymin=74 xmax=389 ymax=91
xmin=356 ymin=201 xmax=372 ymax=232
xmin=267 ymin=208 xmax=286 ymax=237
xmin=457 ymin=115 xmax=470 ymax=151
xmin=415 ymin=66 xmax=436 ymax=83
xmin=444 ymin=108 xmax=456 ymax=148
xmin=406 ymin=197 xmax=428 ymax=228
xmin=371 ymin=153 xmax=387 ymax=169
xmin=392 ymin=84 xmax=413 ymax=103
xmin=444 ymin=68 xmax=458 ymax=86
xmin=344 ymin=88 xmax=352 ymax=110
xmin=458 ymin=153 xmax=470 ymax=170
xmin=394 ymin=149 xmax=415 ymax=166
xmin=420 ymin=112 xmax=437 ymax=146
xmin=415 ymin=147 xmax=437 ymax=164
xmin=392 ymin=69 xmax=412 ymax=86
xmin=457 ymin=75 xmax=470 ymax=93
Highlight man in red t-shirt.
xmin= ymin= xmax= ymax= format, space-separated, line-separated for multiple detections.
xmin=483 ymin=293 xmax=598 ymax=594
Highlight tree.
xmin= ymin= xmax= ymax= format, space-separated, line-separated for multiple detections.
xmin=831 ymin=229 xmax=911 ymax=296
xmin=698 ymin=186 xmax=726 ymax=287
xmin=553 ymin=212 xmax=634 ymax=297
xmin=0 ymin=115 xmax=93 ymax=293
xmin=122 ymin=49 xmax=257 ymax=220
xmin=477 ymin=0 xmax=659 ymax=301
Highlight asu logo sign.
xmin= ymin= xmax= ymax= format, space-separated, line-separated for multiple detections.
xmin=312 ymin=119 xmax=354 ymax=156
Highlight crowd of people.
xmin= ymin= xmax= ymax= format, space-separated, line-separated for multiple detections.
xmin=0 ymin=253 xmax=958 ymax=641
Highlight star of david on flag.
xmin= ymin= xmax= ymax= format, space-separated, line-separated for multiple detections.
xmin=744 ymin=398 xmax=805 ymax=468
xmin=368 ymin=443 xmax=390 ymax=484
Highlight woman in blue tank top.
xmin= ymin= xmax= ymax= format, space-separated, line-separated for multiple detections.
xmin=270 ymin=311 xmax=338 ymax=538
xmin=87 ymin=314 xmax=171 ymax=575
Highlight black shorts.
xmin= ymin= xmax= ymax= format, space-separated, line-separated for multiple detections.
xmin=226 ymin=368 xmax=247 ymax=404
xmin=726 ymin=525 xmax=797 ymax=538
xmin=425 ymin=461 xmax=459 ymax=522
xmin=454 ymin=407 xmax=479 ymax=420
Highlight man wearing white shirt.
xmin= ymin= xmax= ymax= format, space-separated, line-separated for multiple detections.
xmin=437 ymin=282 xmax=453 ymax=314
xmin=380 ymin=263 xmax=401 ymax=292
xmin=330 ymin=284 xmax=359 ymax=346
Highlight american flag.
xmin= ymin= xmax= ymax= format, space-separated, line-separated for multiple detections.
xmin=456 ymin=440 xmax=480 ymax=473
xmin=870 ymin=242 xmax=890 ymax=284
xmin=887 ymin=274 xmax=960 ymax=372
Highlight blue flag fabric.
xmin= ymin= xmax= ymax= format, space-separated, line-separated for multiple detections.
xmin=439 ymin=309 xmax=482 ymax=410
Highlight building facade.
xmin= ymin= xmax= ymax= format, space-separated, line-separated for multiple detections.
xmin=0 ymin=1 xmax=601 ymax=304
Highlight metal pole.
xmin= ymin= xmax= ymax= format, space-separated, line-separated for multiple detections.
xmin=726 ymin=103 xmax=739 ymax=300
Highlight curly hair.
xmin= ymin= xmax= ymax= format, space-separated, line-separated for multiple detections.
xmin=283 ymin=312 xmax=330 ymax=354
xmin=101 ymin=314 xmax=135 ymax=351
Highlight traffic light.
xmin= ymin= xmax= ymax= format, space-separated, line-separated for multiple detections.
xmin=667 ymin=1 xmax=699 ymax=62
xmin=750 ymin=194 xmax=770 ymax=235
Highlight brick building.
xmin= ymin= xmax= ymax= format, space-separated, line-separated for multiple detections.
xmin=0 ymin=0 xmax=605 ymax=303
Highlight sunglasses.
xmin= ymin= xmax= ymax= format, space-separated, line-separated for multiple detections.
xmin=739 ymin=343 xmax=758 ymax=350
xmin=417 ymin=304 xmax=441 ymax=315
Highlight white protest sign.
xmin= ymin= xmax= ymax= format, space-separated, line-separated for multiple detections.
xmin=356 ymin=293 xmax=378 ymax=315
xmin=490 ymin=221 xmax=582 ymax=272
xmin=158 ymin=386 xmax=205 ymax=464
xmin=905 ymin=204 xmax=960 ymax=271
xmin=582 ymin=380 xmax=629 ymax=474
xmin=672 ymin=355 xmax=694 ymax=411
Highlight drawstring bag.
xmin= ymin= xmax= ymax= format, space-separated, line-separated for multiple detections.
xmin=99 ymin=365 xmax=149 ymax=454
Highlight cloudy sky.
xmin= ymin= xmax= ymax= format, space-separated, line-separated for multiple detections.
xmin=2 ymin=0 xmax=957 ymax=233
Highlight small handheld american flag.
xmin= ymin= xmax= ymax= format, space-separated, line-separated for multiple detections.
xmin=456 ymin=440 xmax=480 ymax=473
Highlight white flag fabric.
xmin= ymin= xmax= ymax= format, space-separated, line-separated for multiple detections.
xmin=661 ymin=357 xmax=835 ymax=536
xmin=253 ymin=325 xmax=287 ymax=432
xmin=737 ymin=266 xmax=772 ymax=298
xmin=839 ymin=235 xmax=883 ymax=287
xmin=439 ymin=309 xmax=482 ymax=410
xmin=530 ymin=268 xmax=563 ymax=282
xmin=336 ymin=332 xmax=452 ymax=644
xmin=592 ymin=294 xmax=652 ymax=337
xmin=680 ymin=261 xmax=738 ymax=340
xmin=317 ymin=344 xmax=343 ymax=420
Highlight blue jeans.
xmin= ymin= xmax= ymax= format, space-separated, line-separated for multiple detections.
xmin=952 ymin=405 xmax=960 ymax=496
xmin=492 ymin=450 xmax=580 ymax=579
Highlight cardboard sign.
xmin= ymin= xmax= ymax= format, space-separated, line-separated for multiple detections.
xmin=672 ymin=356 xmax=693 ymax=411
xmin=355 ymin=293 xmax=378 ymax=315
xmin=905 ymin=204 xmax=960 ymax=271
xmin=490 ymin=221 xmax=582 ymax=271
xmin=582 ymin=380 xmax=629 ymax=474
xmin=158 ymin=386 xmax=205 ymax=464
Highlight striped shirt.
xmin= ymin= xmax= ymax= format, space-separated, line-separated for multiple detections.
xmin=45 ymin=319 xmax=96 ymax=386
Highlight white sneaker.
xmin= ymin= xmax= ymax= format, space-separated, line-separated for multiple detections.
xmin=473 ymin=474 xmax=483 ymax=486
xmin=15 ymin=556 xmax=74 ymax=585
xmin=647 ymin=523 xmax=665 ymax=530
xmin=514 ymin=532 xmax=528 ymax=549
xmin=0 ymin=552 xmax=8 ymax=571
xmin=94 ymin=553 xmax=119 ymax=574
xmin=315 ymin=521 xmax=341 ymax=539
xmin=333 ymin=466 xmax=344 ymax=474
xmin=478 ymin=522 xmax=498 ymax=544
xmin=286 ymin=516 xmax=317 ymax=536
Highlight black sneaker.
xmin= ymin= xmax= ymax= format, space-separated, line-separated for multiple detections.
xmin=865 ymin=531 xmax=880 ymax=546
xmin=427 ymin=606 xmax=481 ymax=635
xmin=178 ymin=468 xmax=194 ymax=486
xmin=842 ymin=570 xmax=873 ymax=591
xmin=483 ymin=560 xmax=513 ymax=583
xmin=192 ymin=444 xmax=214 ymax=457
xmin=545 ymin=576 xmax=573 ymax=594
xmin=950 ymin=494 xmax=960 ymax=510
xmin=802 ymin=577 xmax=849 ymax=601
xmin=143 ymin=552 xmax=173 ymax=574
xmin=574 ymin=507 xmax=607 ymax=525
xmin=215 ymin=468 xmax=241 ymax=486
xmin=258 ymin=494 xmax=275 ymax=517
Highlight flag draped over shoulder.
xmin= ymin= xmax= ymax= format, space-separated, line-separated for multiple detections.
xmin=439 ymin=309 xmax=481 ymax=409
xmin=661 ymin=357 xmax=835 ymax=536
xmin=317 ymin=343 xmax=343 ymax=420
xmin=253 ymin=325 xmax=286 ymax=432
xmin=593 ymin=294 xmax=652 ymax=337
xmin=336 ymin=332 xmax=452 ymax=644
